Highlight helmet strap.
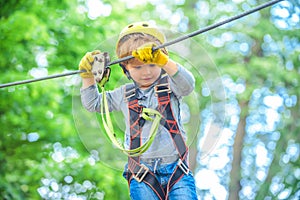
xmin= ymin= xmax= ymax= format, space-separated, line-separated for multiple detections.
xmin=119 ymin=63 xmax=132 ymax=80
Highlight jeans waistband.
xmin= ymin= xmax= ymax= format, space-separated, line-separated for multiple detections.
xmin=141 ymin=154 xmax=179 ymax=165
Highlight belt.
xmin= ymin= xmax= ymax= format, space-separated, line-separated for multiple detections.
xmin=141 ymin=154 xmax=179 ymax=165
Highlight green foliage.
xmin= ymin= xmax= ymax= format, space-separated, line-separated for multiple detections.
xmin=1 ymin=0 xmax=299 ymax=199
xmin=0 ymin=0 xmax=130 ymax=199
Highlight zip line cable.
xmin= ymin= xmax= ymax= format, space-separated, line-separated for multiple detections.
xmin=0 ymin=70 xmax=84 ymax=88
xmin=111 ymin=0 xmax=283 ymax=65
xmin=0 ymin=0 xmax=283 ymax=89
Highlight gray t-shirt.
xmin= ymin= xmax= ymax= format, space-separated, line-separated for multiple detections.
xmin=80 ymin=65 xmax=195 ymax=163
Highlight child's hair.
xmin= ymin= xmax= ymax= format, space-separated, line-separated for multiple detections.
xmin=116 ymin=33 xmax=168 ymax=66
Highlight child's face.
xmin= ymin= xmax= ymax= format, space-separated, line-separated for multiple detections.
xmin=126 ymin=61 xmax=161 ymax=90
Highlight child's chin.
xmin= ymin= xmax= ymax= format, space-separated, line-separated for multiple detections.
xmin=140 ymin=82 xmax=154 ymax=89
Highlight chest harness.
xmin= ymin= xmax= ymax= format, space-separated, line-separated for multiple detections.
xmin=124 ymin=75 xmax=190 ymax=200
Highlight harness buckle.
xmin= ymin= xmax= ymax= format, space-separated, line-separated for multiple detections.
xmin=152 ymin=158 xmax=162 ymax=173
xmin=133 ymin=164 xmax=149 ymax=182
xmin=177 ymin=159 xmax=189 ymax=175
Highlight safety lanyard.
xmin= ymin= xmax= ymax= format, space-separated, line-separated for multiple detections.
xmin=100 ymin=86 xmax=162 ymax=157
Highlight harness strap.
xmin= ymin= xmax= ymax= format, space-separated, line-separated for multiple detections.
xmin=126 ymin=76 xmax=190 ymax=200
xmin=128 ymin=158 xmax=166 ymax=200
xmin=156 ymin=77 xmax=188 ymax=160
xmin=125 ymin=83 xmax=166 ymax=200
xmin=156 ymin=76 xmax=189 ymax=198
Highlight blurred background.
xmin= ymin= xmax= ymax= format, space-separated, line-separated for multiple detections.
xmin=0 ymin=0 xmax=299 ymax=199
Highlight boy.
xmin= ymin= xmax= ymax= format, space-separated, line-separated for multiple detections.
xmin=79 ymin=21 xmax=198 ymax=200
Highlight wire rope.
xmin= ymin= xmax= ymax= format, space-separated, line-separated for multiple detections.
xmin=0 ymin=0 xmax=283 ymax=88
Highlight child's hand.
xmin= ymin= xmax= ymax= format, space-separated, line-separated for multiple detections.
xmin=79 ymin=50 xmax=101 ymax=78
xmin=132 ymin=43 xmax=168 ymax=67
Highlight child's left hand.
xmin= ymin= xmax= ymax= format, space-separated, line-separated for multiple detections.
xmin=132 ymin=42 xmax=168 ymax=67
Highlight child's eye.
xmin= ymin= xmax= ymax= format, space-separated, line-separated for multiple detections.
xmin=134 ymin=65 xmax=142 ymax=69
xmin=149 ymin=64 xmax=156 ymax=67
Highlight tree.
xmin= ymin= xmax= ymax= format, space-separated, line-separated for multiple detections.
xmin=1 ymin=0 xmax=299 ymax=199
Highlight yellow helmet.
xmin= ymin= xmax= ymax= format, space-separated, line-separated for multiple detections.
xmin=117 ymin=21 xmax=166 ymax=45
xmin=116 ymin=21 xmax=167 ymax=80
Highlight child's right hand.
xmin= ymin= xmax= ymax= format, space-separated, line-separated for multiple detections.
xmin=132 ymin=43 xmax=169 ymax=67
xmin=79 ymin=50 xmax=101 ymax=78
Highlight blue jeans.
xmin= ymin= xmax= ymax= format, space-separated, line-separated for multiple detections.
xmin=123 ymin=161 xmax=198 ymax=200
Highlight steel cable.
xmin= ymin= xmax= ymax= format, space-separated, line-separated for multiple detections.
xmin=0 ymin=0 xmax=283 ymax=88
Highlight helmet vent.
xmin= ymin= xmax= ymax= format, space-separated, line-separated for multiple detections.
xmin=142 ymin=23 xmax=149 ymax=27
xmin=128 ymin=24 xmax=134 ymax=28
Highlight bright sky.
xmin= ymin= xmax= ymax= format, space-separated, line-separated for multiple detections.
xmin=86 ymin=0 xmax=112 ymax=18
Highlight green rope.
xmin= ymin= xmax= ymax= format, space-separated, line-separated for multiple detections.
xmin=100 ymin=86 xmax=162 ymax=157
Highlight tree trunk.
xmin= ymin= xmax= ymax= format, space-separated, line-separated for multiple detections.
xmin=228 ymin=101 xmax=248 ymax=200
xmin=256 ymin=97 xmax=300 ymax=198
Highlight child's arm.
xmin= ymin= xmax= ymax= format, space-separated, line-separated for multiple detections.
xmin=80 ymin=83 xmax=124 ymax=113
xmin=162 ymin=59 xmax=178 ymax=77
xmin=168 ymin=63 xmax=195 ymax=96
xmin=131 ymin=43 xmax=195 ymax=96
xmin=81 ymin=77 xmax=96 ymax=89
xmin=78 ymin=51 xmax=124 ymax=112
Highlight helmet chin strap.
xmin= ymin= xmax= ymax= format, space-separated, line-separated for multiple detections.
xmin=119 ymin=63 xmax=132 ymax=80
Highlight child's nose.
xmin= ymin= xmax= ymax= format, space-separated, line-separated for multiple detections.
xmin=142 ymin=66 xmax=152 ymax=74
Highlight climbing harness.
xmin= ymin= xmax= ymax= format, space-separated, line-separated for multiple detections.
xmin=0 ymin=0 xmax=283 ymax=89
xmin=125 ymin=75 xmax=189 ymax=200
xmin=90 ymin=54 xmax=190 ymax=198
xmin=101 ymin=86 xmax=162 ymax=156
